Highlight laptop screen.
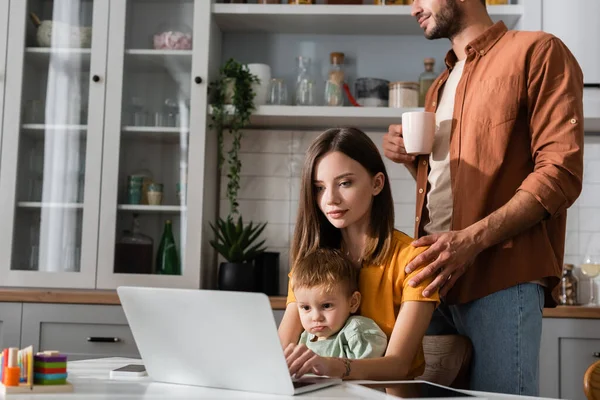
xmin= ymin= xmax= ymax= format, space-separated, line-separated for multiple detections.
xmin=357 ymin=382 xmax=474 ymax=398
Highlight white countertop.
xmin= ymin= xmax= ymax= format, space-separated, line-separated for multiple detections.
xmin=2 ymin=357 xmax=555 ymax=399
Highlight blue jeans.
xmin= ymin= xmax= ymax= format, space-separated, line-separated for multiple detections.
xmin=426 ymin=283 xmax=544 ymax=395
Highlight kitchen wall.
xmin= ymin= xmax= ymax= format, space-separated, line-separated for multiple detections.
xmin=221 ymin=131 xmax=600 ymax=301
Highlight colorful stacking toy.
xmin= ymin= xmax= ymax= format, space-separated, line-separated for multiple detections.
xmin=0 ymin=347 xmax=73 ymax=395
xmin=33 ymin=351 xmax=67 ymax=385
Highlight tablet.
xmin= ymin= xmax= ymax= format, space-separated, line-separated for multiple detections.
xmin=109 ymin=364 xmax=147 ymax=379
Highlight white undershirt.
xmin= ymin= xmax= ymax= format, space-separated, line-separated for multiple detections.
xmin=424 ymin=60 xmax=465 ymax=234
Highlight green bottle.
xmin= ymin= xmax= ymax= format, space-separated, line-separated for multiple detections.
xmin=156 ymin=220 xmax=180 ymax=275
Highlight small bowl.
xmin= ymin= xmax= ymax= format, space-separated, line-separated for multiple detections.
xmin=355 ymin=78 xmax=390 ymax=107
xmin=36 ymin=20 xmax=92 ymax=48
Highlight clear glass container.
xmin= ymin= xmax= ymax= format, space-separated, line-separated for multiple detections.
xmin=325 ymin=52 xmax=345 ymax=107
xmin=389 ymin=81 xmax=419 ymax=108
xmin=419 ymin=57 xmax=437 ymax=107
xmin=559 ymin=263 xmax=579 ymax=305
xmin=114 ymin=215 xmax=154 ymax=274
xmin=294 ymin=56 xmax=316 ymax=106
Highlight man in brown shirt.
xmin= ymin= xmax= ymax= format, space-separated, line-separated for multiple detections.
xmin=383 ymin=0 xmax=583 ymax=396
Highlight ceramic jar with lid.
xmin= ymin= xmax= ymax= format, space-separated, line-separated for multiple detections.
xmin=389 ymin=81 xmax=419 ymax=108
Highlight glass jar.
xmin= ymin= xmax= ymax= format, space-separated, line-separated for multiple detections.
xmin=325 ymin=52 xmax=345 ymax=107
xmin=294 ymin=56 xmax=316 ymax=106
xmin=389 ymin=81 xmax=419 ymax=108
xmin=418 ymin=58 xmax=437 ymax=107
xmin=114 ymin=216 xmax=154 ymax=274
xmin=559 ymin=263 xmax=579 ymax=305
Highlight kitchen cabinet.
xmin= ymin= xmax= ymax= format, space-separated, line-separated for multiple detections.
xmin=20 ymin=303 xmax=140 ymax=361
xmin=12 ymin=301 xmax=282 ymax=360
xmin=539 ymin=318 xmax=600 ymax=400
xmin=0 ymin=303 xmax=22 ymax=349
xmin=0 ymin=0 xmax=218 ymax=289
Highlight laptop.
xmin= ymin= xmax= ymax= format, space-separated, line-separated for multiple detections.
xmin=117 ymin=286 xmax=342 ymax=396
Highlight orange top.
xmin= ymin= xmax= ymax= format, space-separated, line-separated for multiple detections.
xmin=287 ymin=230 xmax=440 ymax=377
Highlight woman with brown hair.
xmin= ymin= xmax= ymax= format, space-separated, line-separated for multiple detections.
xmin=279 ymin=127 xmax=439 ymax=381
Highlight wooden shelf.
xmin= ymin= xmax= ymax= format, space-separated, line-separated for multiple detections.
xmin=117 ymin=205 xmax=185 ymax=214
xmin=17 ymin=202 xmax=83 ymax=210
xmin=25 ymin=47 xmax=91 ymax=70
xmin=212 ymin=4 xmax=524 ymax=35
xmin=124 ymin=49 xmax=192 ymax=73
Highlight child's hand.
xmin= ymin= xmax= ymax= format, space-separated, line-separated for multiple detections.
xmin=284 ymin=343 xmax=332 ymax=378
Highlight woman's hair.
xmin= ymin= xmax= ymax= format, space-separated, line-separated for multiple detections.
xmin=291 ymin=248 xmax=359 ymax=296
xmin=291 ymin=127 xmax=395 ymax=269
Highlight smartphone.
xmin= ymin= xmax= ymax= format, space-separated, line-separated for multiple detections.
xmin=109 ymin=364 xmax=147 ymax=378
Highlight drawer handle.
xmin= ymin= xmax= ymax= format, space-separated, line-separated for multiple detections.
xmin=594 ymin=352 xmax=600 ymax=358
xmin=87 ymin=337 xmax=120 ymax=343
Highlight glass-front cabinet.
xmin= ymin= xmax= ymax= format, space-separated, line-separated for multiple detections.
xmin=97 ymin=0 xmax=212 ymax=289
xmin=0 ymin=0 xmax=9 ymax=168
xmin=0 ymin=0 xmax=215 ymax=289
xmin=0 ymin=0 xmax=109 ymax=288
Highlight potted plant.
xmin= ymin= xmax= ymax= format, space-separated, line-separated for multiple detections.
xmin=210 ymin=216 xmax=267 ymax=291
xmin=209 ymin=59 xmax=267 ymax=291
xmin=210 ymin=58 xmax=260 ymax=216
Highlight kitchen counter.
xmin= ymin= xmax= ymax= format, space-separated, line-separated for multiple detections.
xmin=0 ymin=288 xmax=288 ymax=310
xmin=0 ymin=289 xmax=598 ymax=318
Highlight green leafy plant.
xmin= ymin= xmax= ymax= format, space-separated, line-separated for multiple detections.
xmin=209 ymin=58 xmax=260 ymax=216
xmin=210 ymin=216 xmax=267 ymax=263
xmin=209 ymin=59 xmax=267 ymax=265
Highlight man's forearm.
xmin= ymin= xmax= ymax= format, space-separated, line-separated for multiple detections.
xmin=467 ymin=190 xmax=549 ymax=251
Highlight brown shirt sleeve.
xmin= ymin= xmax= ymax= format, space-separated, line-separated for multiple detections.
xmin=518 ymin=37 xmax=584 ymax=217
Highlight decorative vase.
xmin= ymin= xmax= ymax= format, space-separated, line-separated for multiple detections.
xmin=218 ymin=262 xmax=256 ymax=292
xmin=254 ymin=252 xmax=280 ymax=295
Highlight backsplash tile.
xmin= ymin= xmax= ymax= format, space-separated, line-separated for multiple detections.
xmin=220 ymin=176 xmax=291 ymax=201
xmin=220 ymin=131 xmax=600 ymax=299
xmin=239 ymin=153 xmax=291 ymax=177
xmin=219 ymin=199 xmax=290 ymax=224
xmin=224 ymin=130 xmax=293 ymax=153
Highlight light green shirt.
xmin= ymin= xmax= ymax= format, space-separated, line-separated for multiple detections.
xmin=298 ymin=316 xmax=388 ymax=359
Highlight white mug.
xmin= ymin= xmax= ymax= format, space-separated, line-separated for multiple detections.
xmin=401 ymin=111 xmax=436 ymax=155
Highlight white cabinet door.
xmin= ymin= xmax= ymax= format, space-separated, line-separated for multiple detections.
xmin=0 ymin=0 xmax=9 ymax=162
xmin=96 ymin=0 xmax=215 ymax=289
xmin=542 ymin=0 xmax=600 ymax=85
xmin=0 ymin=1 xmax=109 ymax=288
xmin=0 ymin=303 xmax=22 ymax=349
